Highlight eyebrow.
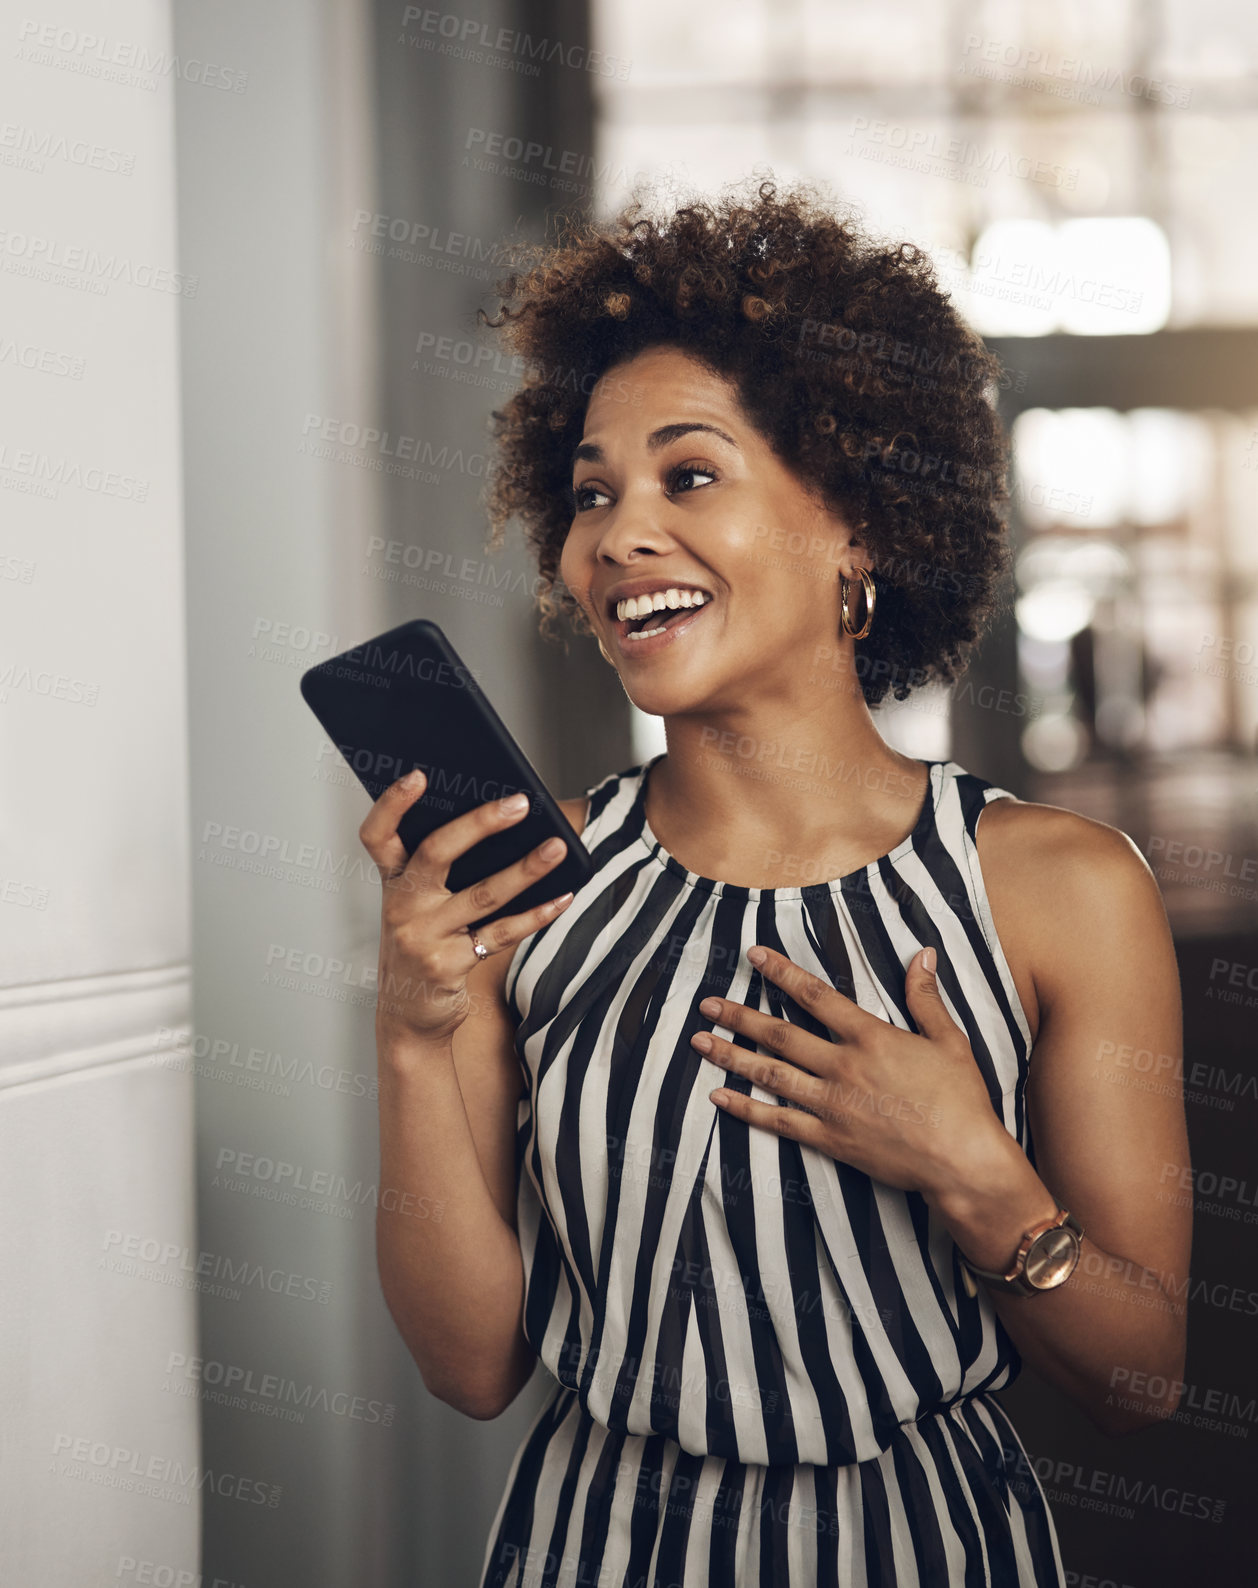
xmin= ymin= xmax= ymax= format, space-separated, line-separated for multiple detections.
xmin=572 ymin=421 xmax=740 ymax=470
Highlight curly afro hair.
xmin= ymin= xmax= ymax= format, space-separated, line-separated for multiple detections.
xmin=479 ymin=176 xmax=1012 ymax=706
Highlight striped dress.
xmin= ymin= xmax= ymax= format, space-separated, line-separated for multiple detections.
xmin=478 ymin=755 xmax=1066 ymax=1588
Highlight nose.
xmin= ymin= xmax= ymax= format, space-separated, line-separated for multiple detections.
xmin=594 ymin=487 xmax=676 ymax=568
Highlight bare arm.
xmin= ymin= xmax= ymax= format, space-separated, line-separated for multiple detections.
xmin=367 ymin=782 xmax=588 ymax=1420
xmin=375 ymin=950 xmax=533 ymax=1420
xmin=930 ymin=798 xmax=1192 ymax=1435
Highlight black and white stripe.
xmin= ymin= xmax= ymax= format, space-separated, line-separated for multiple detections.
xmin=479 ymin=757 xmax=1065 ymax=1587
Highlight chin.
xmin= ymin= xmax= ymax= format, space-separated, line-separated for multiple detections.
xmin=621 ymin=684 xmax=690 ymax=718
xmin=622 ymin=676 xmax=728 ymax=725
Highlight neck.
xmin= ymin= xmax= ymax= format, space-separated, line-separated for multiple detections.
xmin=643 ymin=689 xmax=933 ymax=887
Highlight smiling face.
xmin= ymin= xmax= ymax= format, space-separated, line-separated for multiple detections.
xmin=560 ymin=344 xmax=870 ymax=718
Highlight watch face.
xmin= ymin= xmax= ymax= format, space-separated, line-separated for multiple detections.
xmin=1025 ymin=1227 xmax=1080 ymax=1289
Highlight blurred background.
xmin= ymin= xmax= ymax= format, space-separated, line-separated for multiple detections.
xmin=3 ymin=0 xmax=1256 ymax=1583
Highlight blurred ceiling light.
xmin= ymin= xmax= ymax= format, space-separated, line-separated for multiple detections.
xmin=1016 ymin=534 xmax=1131 ymax=595
xmin=1013 ymin=407 xmax=1130 ymax=527
xmin=1017 ymin=633 xmax=1071 ymax=689
xmin=961 ymin=217 xmax=1171 ymax=337
xmin=1056 ymin=218 xmax=1171 ymax=335
xmin=1022 ymin=713 xmax=1088 ymax=772
xmin=1016 ymin=579 xmax=1096 ymax=642
xmin=961 ymin=220 xmax=1058 ymax=337
xmin=1126 ymin=408 xmax=1205 ymax=525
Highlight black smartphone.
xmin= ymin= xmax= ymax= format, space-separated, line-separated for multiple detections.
xmin=299 ymin=619 xmax=593 ymax=927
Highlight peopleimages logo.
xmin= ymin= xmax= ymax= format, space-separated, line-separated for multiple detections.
xmin=0 ymin=441 xmax=148 ymax=499
xmin=113 ymin=1558 xmax=246 ymax=1588
xmin=164 ymin=1352 xmax=395 ymax=1425
xmin=50 ymin=1433 xmax=280 ymax=1507
xmin=14 ymin=20 xmax=248 ymax=92
xmin=101 ymin=1228 xmax=334 ymax=1305
xmin=1002 ymin=1443 xmax=1225 ymax=1524
xmin=212 ymin=1145 xmax=446 ymax=1223
xmin=0 ymin=227 xmax=197 ymax=294
xmin=959 ymin=34 xmax=1191 ymax=108
xmin=400 ymin=7 xmax=631 ymax=79
xmin=1110 ymin=1365 xmax=1258 ymax=1437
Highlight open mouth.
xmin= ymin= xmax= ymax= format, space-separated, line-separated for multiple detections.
xmin=610 ymin=587 xmax=713 ymax=645
xmin=622 ymin=603 xmax=703 ymax=640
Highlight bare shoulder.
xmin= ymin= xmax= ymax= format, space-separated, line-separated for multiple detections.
xmin=978 ymin=794 xmax=1156 ymax=882
xmin=556 ymin=793 xmax=590 ymax=838
xmin=976 ymin=794 xmax=1158 ymax=892
xmin=974 ymin=796 xmax=1174 ymax=1040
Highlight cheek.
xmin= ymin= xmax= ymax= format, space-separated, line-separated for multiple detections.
xmin=557 ymin=531 xmax=595 ymax=616
xmin=557 ymin=529 xmax=581 ymax=584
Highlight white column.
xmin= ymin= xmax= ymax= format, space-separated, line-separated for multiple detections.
xmin=0 ymin=3 xmax=198 ymax=1584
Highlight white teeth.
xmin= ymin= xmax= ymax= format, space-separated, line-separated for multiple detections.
xmin=621 ymin=585 xmax=712 ymax=641
xmin=615 ymin=587 xmax=709 ymax=621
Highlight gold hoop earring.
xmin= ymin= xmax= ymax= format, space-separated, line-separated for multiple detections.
xmin=597 ymin=635 xmax=615 ymax=665
xmin=840 ymin=568 xmax=876 ymax=641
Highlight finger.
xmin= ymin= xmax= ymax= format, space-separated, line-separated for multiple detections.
xmin=697 ymin=1033 xmax=837 ymax=1112
xmin=695 ymin=998 xmax=833 ymax=1076
xmin=708 ymin=1085 xmax=829 ymax=1145
xmin=358 ymin=767 xmax=429 ymax=879
xmin=437 ymin=833 xmax=570 ymax=933
xmin=903 ymin=946 xmax=962 ymax=1043
xmin=395 ymin=787 xmax=534 ymax=897
xmin=744 ymin=946 xmax=874 ymax=1040
xmin=454 ymin=888 xmax=576 ymax=961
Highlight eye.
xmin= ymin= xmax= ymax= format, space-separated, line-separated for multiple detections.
xmin=569 ymin=460 xmax=718 ymax=514
xmin=666 ymin=461 xmax=717 ymax=496
xmin=571 ymin=481 xmax=612 ymax=513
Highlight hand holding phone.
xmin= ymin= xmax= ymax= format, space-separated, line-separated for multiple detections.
xmin=357 ymin=771 xmax=575 ymax=1045
xmin=299 ymin=619 xmax=593 ymax=922
xmin=300 ymin=619 xmax=594 ymax=1043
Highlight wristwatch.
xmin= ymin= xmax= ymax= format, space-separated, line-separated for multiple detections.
xmin=958 ymin=1208 xmax=1084 ymax=1299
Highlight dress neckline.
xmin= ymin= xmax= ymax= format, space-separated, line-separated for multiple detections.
xmin=632 ymin=753 xmax=948 ymax=900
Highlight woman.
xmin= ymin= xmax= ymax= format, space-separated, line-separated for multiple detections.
xmin=360 ymin=181 xmax=1190 ymax=1587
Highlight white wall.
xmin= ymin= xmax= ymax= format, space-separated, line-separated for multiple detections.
xmin=0 ymin=1 xmax=199 ymax=1583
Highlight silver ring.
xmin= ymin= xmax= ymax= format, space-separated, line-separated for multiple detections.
xmin=468 ymin=931 xmax=489 ymax=962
